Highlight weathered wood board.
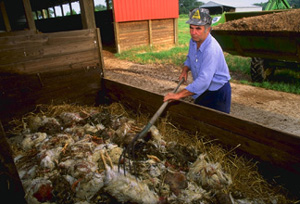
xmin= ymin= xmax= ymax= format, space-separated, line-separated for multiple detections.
xmin=0 ymin=29 xmax=103 ymax=124
xmin=116 ymin=18 xmax=176 ymax=52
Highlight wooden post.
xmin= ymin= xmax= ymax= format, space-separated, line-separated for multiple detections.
xmin=53 ymin=7 xmax=56 ymax=17
xmin=69 ymin=1 xmax=73 ymax=15
xmin=22 ymin=0 xmax=36 ymax=30
xmin=46 ymin=8 xmax=50 ymax=18
xmin=96 ymin=28 xmax=105 ymax=77
xmin=114 ymin=22 xmax=120 ymax=53
xmin=105 ymin=0 xmax=110 ymax=10
xmin=0 ymin=1 xmax=11 ymax=32
xmin=0 ymin=121 xmax=27 ymax=204
xmin=174 ymin=18 xmax=178 ymax=45
xmin=79 ymin=0 xmax=96 ymax=29
xmin=112 ymin=0 xmax=119 ymax=53
xmin=148 ymin=20 xmax=153 ymax=47
xmin=60 ymin=4 xmax=64 ymax=16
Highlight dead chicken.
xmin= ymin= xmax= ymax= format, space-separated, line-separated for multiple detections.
xmin=21 ymin=132 xmax=47 ymax=151
xmin=59 ymin=112 xmax=85 ymax=127
xmin=23 ymin=177 xmax=54 ymax=204
xmin=100 ymin=150 xmax=159 ymax=204
xmin=187 ymin=154 xmax=232 ymax=190
xmin=168 ymin=181 xmax=209 ymax=204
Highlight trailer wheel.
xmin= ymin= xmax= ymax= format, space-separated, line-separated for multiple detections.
xmin=250 ymin=57 xmax=275 ymax=82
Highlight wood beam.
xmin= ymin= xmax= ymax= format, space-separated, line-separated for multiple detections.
xmin=148 ymin=20 xmax=152 ymax=47
xmin=0 ymin=121 xmax=27 ymax=203
xmin=0 ymin=1 xmax=11 ymax=32
xmin=114 ymin=22 xmax=120 ymax=53
xmin=53 ymin=7 xmax=56 ymax=17
xmin=60 ymin=4 xmax=64 ymax=16
xmin=22 ymin=0 xmax=36 ymax=30
xmin=69 ymin=1 xmax=73 ymax=15
xmin=106 ymin=0 xmax=110 ymax=10
xmin=79 ymin=0 xmax=96 ymax=29
xmin=174 ymin=18 xmax=178 ymax=45
xmin=46 ymin=8 xmax=50 ymax=18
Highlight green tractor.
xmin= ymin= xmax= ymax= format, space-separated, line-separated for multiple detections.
xmin=211 ymin=0 xmax=300 ymax=82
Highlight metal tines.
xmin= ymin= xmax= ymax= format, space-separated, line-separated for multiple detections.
xmin=118 ymin=78 xmax=184 ymax=176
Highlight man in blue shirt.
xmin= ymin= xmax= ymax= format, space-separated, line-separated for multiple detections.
xmin=164 ymin=8 xmax=231 ymax=113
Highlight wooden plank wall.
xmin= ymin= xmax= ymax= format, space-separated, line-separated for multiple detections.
xmin=0 ymin=29 xmax=104 ymax=124
xmin=152 ymin=19 xmax=175 ymax=45
xmin=116 ymin=18 xmax=176 ymax=52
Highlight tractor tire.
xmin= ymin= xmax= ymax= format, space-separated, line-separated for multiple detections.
xmin=250 ymin=57 xmax=275 ymax=82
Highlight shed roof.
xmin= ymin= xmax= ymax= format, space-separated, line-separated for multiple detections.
xmin=201 ymin=0 xmax=262 ymax=9
xmin=28 ymin=0 xmax=78 ymax=10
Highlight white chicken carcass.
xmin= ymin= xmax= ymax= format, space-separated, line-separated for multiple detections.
xmin=100 ymin=150 xmax=159 ymax=204
xmin=187 ymin=154 xmax=232 ymax=190
xmin=21 ymin=132 xmax=47 ymax=151
xmin=23 ymin=177 xmax=54 ymax=204
xmin=59 ymin=112 xmax=84 ymax=127
xmin=168 ymin=181 xmax=209 ymax=204
xmin=38 ymin=146 xmax=63 ymax=170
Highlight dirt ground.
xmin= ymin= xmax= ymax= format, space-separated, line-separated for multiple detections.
xmin=102 ymin=50 xmax=300 ymax=136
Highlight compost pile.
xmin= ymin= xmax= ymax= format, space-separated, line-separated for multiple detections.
xmin=7 ymin=104 xmax=294 ymax=204
xmin=213 ymin=9 xmax=300 ymax=32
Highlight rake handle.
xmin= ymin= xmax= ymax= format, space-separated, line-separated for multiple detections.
xmin=141 ymin=78 xmax=185 ymax=137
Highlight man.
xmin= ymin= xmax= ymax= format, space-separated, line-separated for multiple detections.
xmin=164 ymin=8 xmax=231 ymax=113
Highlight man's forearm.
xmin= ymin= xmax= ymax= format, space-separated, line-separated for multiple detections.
xmin=177 ymin=88 xmax=194 ymax=99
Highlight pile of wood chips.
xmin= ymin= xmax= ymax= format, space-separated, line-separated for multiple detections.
xmin=213 ymin=9 xmax=300 ymax=32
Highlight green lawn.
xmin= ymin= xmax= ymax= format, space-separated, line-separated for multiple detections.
xmin=115 ymin=15 xmax=300 ymax=95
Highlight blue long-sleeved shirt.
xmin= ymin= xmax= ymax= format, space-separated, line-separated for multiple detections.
xmin=184 ymin=33 xmax=231 ymax=99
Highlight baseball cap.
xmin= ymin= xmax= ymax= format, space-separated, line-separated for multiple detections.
xmin=186 ymin=8 xmax=212 ymax=26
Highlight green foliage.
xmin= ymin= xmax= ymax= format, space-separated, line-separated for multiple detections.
xmin=179 ymin=0 xmax=203 ymax=14
xmin=289 ymin=0 xmax=300 ymax=8
xmin=66 ymin=9 xmax=77 ymax=16
xmin=95 ymin=0 xmax=112 ymax=11
xmin=95 ymin=4 xmax=107 ymax=11
xmin=258 ymin=0 xmax=300 ymax=10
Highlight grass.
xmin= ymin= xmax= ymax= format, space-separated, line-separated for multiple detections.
xmin=115 ymin=15 xmax=300 ymax=95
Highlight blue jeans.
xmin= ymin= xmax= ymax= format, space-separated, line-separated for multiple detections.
xmin=194 ymin=82 xmax=231 ymax=114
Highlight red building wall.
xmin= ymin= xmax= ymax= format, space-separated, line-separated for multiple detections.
xmin=113 ymin=0 xmax=179 ymax=22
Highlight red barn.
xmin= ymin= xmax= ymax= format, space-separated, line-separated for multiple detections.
xmin=113 ymin=0 xmax=179 ymax=52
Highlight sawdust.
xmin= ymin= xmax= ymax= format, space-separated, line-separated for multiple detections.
xmin=214 ymin=8 xmax=300 ymax=32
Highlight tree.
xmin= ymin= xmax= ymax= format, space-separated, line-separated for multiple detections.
xmin=66 ymin=9 xmax=77 ymax=16
xmin=289 ymin=0 xmax=300 ymax=8
xmin=95 ymin=4 xmax=106 ymax=11
xmin=95 ymin=0 xmax=112 ymax=11
xmin=256 ymin=0 xmax=299 ymax=10
xmin=179 ymin=0 xmax=204 ymax=14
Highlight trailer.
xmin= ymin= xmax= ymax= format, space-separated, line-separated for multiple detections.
xmin=211 ymin=3 xmax=300 ymax=82
xmin=211 ymin=28 xmax=300 ymax=82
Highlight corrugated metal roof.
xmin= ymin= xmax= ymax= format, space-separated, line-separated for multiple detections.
xmin=113 ymin=0 xmax=178 ymax=22
xmin=202 ymin=0 xmax=262 ymax=8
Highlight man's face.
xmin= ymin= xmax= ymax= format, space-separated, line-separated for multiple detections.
xmin=189 ymin=25 xmax=210 ymax=43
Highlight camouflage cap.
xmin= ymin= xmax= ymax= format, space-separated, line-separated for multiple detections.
xmin=186 ymin=8 xmax=212 ymax=26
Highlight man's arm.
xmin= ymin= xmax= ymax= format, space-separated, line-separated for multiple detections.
xmin=163 ymin=88 xmax=194 ymax=102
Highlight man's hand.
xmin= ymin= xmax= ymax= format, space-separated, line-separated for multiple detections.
xmin=164 ymin=89 xmax=195 ymax=103
xmin=179 ymin=66 xmax=189 ymax=83
xmin=164 ymin=92 xmax=180 ymax=102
